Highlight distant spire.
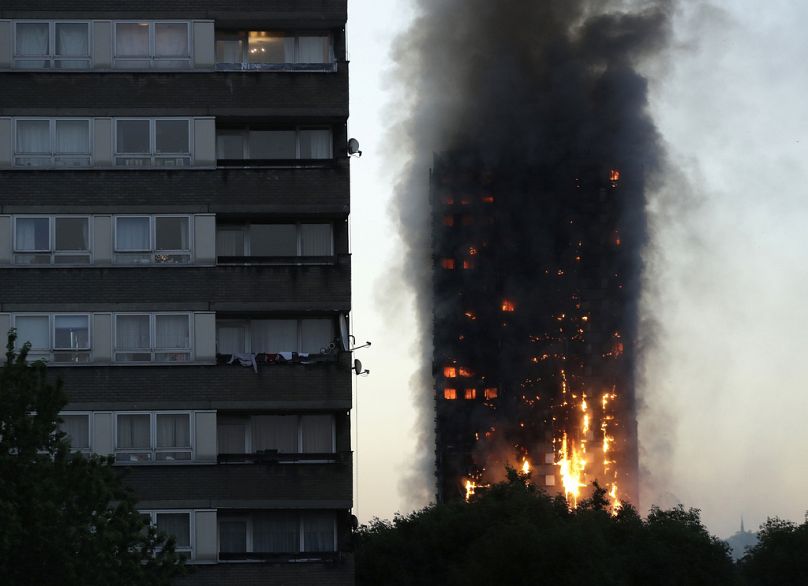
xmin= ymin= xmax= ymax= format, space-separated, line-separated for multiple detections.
xmin=741 ymin=515 xmax=745 ymax=533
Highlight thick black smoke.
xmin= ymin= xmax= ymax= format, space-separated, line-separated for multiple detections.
xmin=389 ymin=0 xmax=672 ymax=506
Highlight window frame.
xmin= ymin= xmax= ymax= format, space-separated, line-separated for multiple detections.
xmin=113 ymin=312 xmax=193 ymax=363
xmin=141 ymin=510 xmax=195 ymax=556
xmin=216 ymin=413 xmax=336 ymax=457
xmin=217 ymin=511 xmax=336 ymax=557
xmin=114 ymin=411 xmax=194 ymax=463
xmin=12 ymin=118 xmax=94 ymax=168
xmin=12 ymin=215 xmax=93 ymax=265
xmin=114 ymin=118 xmax=193 ymax=168
xmin=215 ymin=318 xmax=334 ymax=355
xmin=113 ymin=21 xmax=192 ymax=68
xmin=216 ymin=222 xmax=334 ymax=258
xmin=58 ymin=411 xmax=92 ymax=453
xmin=11 ymin=313 xmax=92 ymax=364
xmin=13 ymin=20 xmax=93 ymax=69
xmin=214 ymin=30 xmax=334 ymax=69
xmin=113 ymin=214 xmax=193 ymax=264
xmin=215 ymin=126 xmax=333 ymax=161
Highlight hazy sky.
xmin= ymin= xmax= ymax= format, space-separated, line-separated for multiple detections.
xmin=348 ymin=0 xmax=808 ymax=538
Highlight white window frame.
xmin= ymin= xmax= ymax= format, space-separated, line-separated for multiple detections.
xmin=58 ymin=411 xmax=93 ymax=453
xmin=12 ymin=118 xmax=94 ymax=168
xmin=217 ymin=413 xmax=336 ymax=457
xmin=216 ymin=222 xmax=333 ymax=257
xmin=114 ymin=118 xmax=193 ymax=168
xmin=141 ymin=510 xmax=195 ymax=557
xmin=114 ymin=411 xmax=194 ymax=463
xmin=217 ymin=512 xmax=336 ymax=557
xmin=215 ymin=127 xmax=332 ymax=160
xmin=12 ymin=20 xmax=93 ymax=69
xmin=113 ymin=312 xmax=193 ymax=363
xmin=12 ymin=215 xmax=93 ymax=265
xmin=113 ymin=214 xmax=193 ymax=264
xmin=113 ymin=21 xmax=192 ymax=68
xmin=12 ymin=313 xmax=92 ymax=364
xmin=215 ymin=31 xmax=334 ymax=69
xmin=215 ymin=318 xmax=334 ymax=355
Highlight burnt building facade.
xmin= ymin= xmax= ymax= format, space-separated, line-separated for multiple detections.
xmin=0 ymin=1 xmax=353 ymax=584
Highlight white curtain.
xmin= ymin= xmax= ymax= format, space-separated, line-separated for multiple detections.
xmin=298 ymin=130 xmax=331 ymax=159
xmin=15 ymin=218 xmax=49 ymax=251
xmin=252 ymin=416 xmax=298 ymax=453
xmin=116 ymin=315 xmax=150 ymax=350
xmin=217 ymin=423 xmax=247 ymax=454
xmin=156 ymin=414 xmax=190 ymax=448
xmin=302 ymin=512 xmax=335 ymax=552
xmin=14 ymin=316 xmax=49 ymax=350
xmin=116 ymin=217 xmax=150 ymax=251
xmin=15 ymin=23 xmax=48 ymax=56
xmin=155 ymin=315 xmax=189 ymax=349
xmin=53 ymin=315 xmax=89 ymax=349
xmin=216 ymin=229 xmax=245 ymax=256
xmin=217 ymin=325 xmax=246 ymax=354
xmin=300 ymin=319 xmax=333 ymax=354
xmin=60 ymin=415 xmax=89 ymax=449
xmin=117 ymin=414 xmax=150 ymax=448
xmin=156 ymin=513 xmax=190 ymax=548
xmin=251 ymin=320 xmax=298 ymax=353
xmin=116 ymin=23 xmax=150 ymax=57
xmin=297 ymin=37 xmax=328 ymax=63
xmin=16 ymin=120 xmax=50 ymax=154
xmin=301 ymin=415 xmax=333 ymax=453
xmin=55 ymin=120 xmax=89 ymax=154
xmin=301 ymin=224 xmax=332 ymax=256
xmin=219 ymin=519 xmax=247 ymax=553
xmin=253 ymin=512 xmax=299 ymax=553
xmin=55 ymin=23 xmax=88 ymax=56
xmin=155 ymin=23 xmax=188 ymax=57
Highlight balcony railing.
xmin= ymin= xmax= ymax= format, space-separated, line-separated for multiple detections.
xmin=217 ymin=450 xmax=350 ymax=465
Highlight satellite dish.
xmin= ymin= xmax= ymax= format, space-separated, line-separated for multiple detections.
xmin=354 ymin=359 xmax=363 ymax=375
xmin=347 ymin=138 xmax=362 ymax=157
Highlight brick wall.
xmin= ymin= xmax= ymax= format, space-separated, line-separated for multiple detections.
xmin=177 ymin=556 xmax=354 ymax=586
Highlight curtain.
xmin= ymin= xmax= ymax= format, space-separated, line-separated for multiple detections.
xmin=116 ymin=315 xmax=150 ymax=350
xmin=117 ymin=414 xmax=150 ymax=448
xmin=301 ymin=415 xmax=333 ymax=453
xmin=253 ymin=512 xmax=299 ymax=553
xmin=251 ymin=320 xmax=298 ymax=353
xmin=156 ymin=513 xmax=190 ymax=548
xmin=116 ymin=23 xmax=150 ymax=57
xmin=301 ymin=224 xmax=332 ymax=256
xmin=300 ymin=319 xmax=333 ymax=354
xmin=298 ymin=130 xmax=332 ymax=159
xmin=55 ymin=120 xmax=89 ymax=154
xmin=216 ymin=229 xmax=245 ymax=256
xmin=55 ymin=218 xmax=89 ymax=251
xmin=217 ymin=325 xmax=246 ymax=354
xmin=116 ymin=217 xmax=150 ymax=250
xmin=55 ymin=23 xmax=88 ymax=56
xmin=156 ymin=414 xmax=190 ymax=448
xmin=216 ymin=39 xmax=243 ymax=64
xmin=15 ymin=218 xmax=49 ymax=251
xmin=252 ymin=416 xmax=298 ymax=453
xmin=53 ymin=315 xmax=89 ymax=349
xmin=297 ymin=37 xmax=329 ymax=63
xmin=155 ymin=217 xmax=189 ymax=251
xmin=155 ymin=23 xmax=188 ymax=57
xmin=217 ymin=423 xmax=247 ymax=454
xmin=16 ymin=23 xmax=49 ymax=56
xmin=216 ymin=132 xmax=245 ymax=159
xmin=219 ymin=519 xmax=247 ymax=553
xmin=247 ymin=32 xmax=291 ymax=64
xmin=60 ymin=415 xmax=89 ymax=449
xmin=14 ymin=316 xmax=49 ymax=350
xmin=16 ymin=120 xmax=50 ymax=154
xmin=302 ymin=512 xmax=335 ymax=552
xmin=155 ymin=315 xmax=189 ymax=349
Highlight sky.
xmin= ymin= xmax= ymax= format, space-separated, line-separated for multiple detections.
xmin=347 ymin=0 xmax=808 ymax=538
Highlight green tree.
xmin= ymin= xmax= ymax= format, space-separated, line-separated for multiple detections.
xmin=739 ymin=516 xmax=808 ymax=585
xmin=0 ymin=331 xmax=186 ymax=586
xmin=355 ymin=469 xmax=737 ymax=586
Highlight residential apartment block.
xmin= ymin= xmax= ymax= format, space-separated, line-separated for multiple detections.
xmin=0 ymin=1 xmax=353 ymax=584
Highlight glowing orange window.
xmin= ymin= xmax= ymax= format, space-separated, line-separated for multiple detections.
xmin=501 ymin=300 xmax=515 ymax=312
xmin=464 ymin=388 xmax=477 ymax=400
xmin=441 ymin=259 xmax=456 ymax=270
xmin=458 ymin=367 xmax=473 ymax=378
xmin=462 ymin=260 xmax=475 ymax=270
xmin=443 ymin=366 xmax=457 ymax=378
xmin=443 ymin=388 xmax=457 ymax=400
xmin=484 ymin=388 xmax=498 ymax=400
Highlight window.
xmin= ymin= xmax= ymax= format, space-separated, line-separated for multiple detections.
xmin=14 ymin=119 xmax=91 ymax=168
xmin=115 ymin=119 xmax=191 ymax=167
xmin=116 ymin=412 xmax=192 ymax=462
xmin=216 ymin=128 xmax=332 ymax=160
xmin=216 ymin=223 xmax=333 ymax=258
xmin=114 ymin=313 xmax=191 ymax=362
xmin=114 ymin=22 xmax=190 ymax=68
xmin=217 ymin=414 xmax=335 ymax=455
xmin=14 ymin=216 xmax=91 ymax=264
xmin=215 ymin=31 xmax=333 ymax=69
xmin=13 ymin=314 xmax=90 ymax=363
xmin=218 ymin=512 xmax=335 ymax=557
xmin=14 ymin=21 xmax=91 ymax=69
xmin=216 ymin=318 xmax=334 ymax=355
xmin=141 ymin=511 xmax=192 ymax=554
xmin=114 ymin=216 xmax=191 ymax=264
xmin=58 ymin=413 xmax=91 ymax=451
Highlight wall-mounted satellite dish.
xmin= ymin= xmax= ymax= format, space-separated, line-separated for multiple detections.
xmin=347 ymin=138 xmax=362 ymax=157
xmin=354 ymin=359 xmax=369 ymax=376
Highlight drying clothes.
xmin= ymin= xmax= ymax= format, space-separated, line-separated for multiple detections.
xmin=228 ymin=352 xmax=258 ymax=373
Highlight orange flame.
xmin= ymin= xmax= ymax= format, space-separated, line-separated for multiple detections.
xmin=441 ymin=258 xmax=455 ymax=269
xmin=443 ymin=366 xmax=457 ymax=378
xmin=501 ymin=300 xmax=516 ymax=312
xmin=443 ymin=388 xmax=457 ymax=400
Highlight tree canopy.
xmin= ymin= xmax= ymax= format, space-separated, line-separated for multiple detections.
xmin=0 ymin=331 xmax=186 ymax=586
